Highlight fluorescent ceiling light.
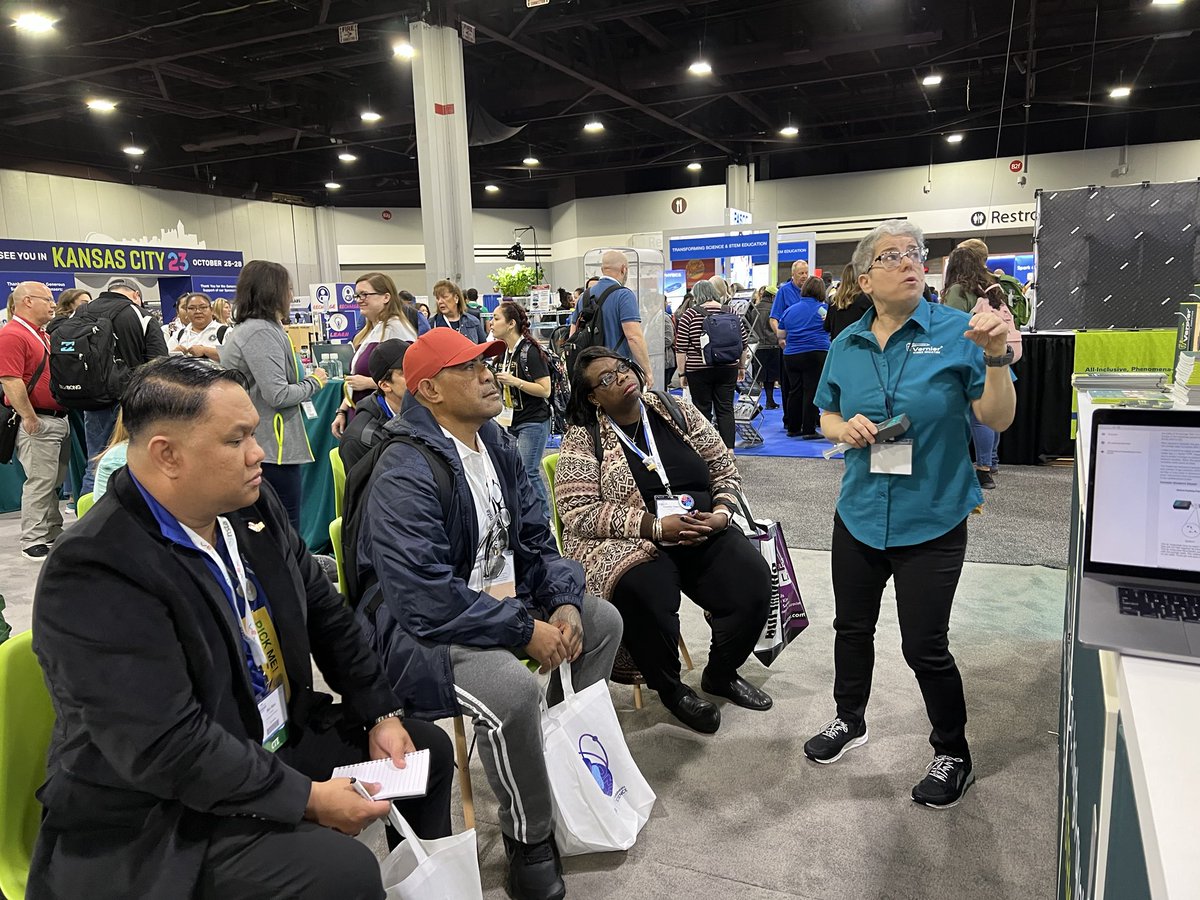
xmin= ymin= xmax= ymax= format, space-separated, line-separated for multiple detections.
xmin=583 ymin=120 xmax=605 ymax=133
xmin=946 ymin=133 xmax=964 ymax=143
xmin=1109 ymin=86 xmax=1132 ymax=98
xmin=922 ymin=73 xmax=943 ymax=86
xmin=687 ymin=162 xmax=702 ymax=171
xmin=338 ymin=152 xmax=358 ymax=162
xmin=779 ymin=124 xmax=799 ymax=137
xmin=122 ymin=145 xmax=145 ymax=156
xmin=360 ymin=110 xmax=382 ymax=123
xmin=86 ymin=98 xmax=117 ymax=112
xmin=393 ymin=41 xmax=415 ymax=59
xmin=1150 ymin=0 xmax=1184 ymax=6
xmin=325 ymin=181 xmax=342 ymax=190
xmin=688 ymin=60 xmax=712 ymax=76
xmin=485 ymin=184 xmax=500 ymax=193
xmin=13 ymin=12 xmax=54 ymax=32
xmin=523 ymin=156 xmax=540 ymax=166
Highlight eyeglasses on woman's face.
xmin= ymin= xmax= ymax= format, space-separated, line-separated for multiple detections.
xmin=868 ymin=246 xmax=928 ymax=272
xmin=354 ymin=290 xmax=385 ymax=301
xmin=591 ymin=360 xmax=632 ymax=390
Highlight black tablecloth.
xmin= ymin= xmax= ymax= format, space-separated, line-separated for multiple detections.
xmin=999 ymin=332 xmax=1076 ymax=466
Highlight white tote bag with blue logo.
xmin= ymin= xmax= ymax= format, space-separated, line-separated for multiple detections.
xmin=541 ymin=663 xmax=657 ymax=856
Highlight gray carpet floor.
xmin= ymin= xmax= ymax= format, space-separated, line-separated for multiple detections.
xmin=735 ymin=458 xmax=1074 ymax=569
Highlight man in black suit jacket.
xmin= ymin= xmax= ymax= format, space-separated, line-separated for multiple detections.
xmin=30 ymin=356 xmax=453 ymax=900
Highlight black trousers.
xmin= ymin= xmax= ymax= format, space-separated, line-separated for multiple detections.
xmin=830 ymin=514 xmax=971 ymax=764
xmin=262 ymin=463 xmax=303 ymax=531
xmin=754 ymin=347 xmax=780 ymax=403
xmin=198 ymin=717 xmax=454 ymax=900
xmin=687 ymin=365 xmax=739 ymax=448
xmin=609 ymin=527 xmax=771 ymax=698
xmin=782 ymin=350 xmax=827 ymax=435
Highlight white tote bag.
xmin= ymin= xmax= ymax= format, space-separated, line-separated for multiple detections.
xmin=541 ymin=663 xmax=657 ymax=856
xmin=379 ymin=808 xmax=483 ymax=900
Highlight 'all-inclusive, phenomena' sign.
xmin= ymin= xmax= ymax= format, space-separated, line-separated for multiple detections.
xmin=0 ymin=238 xmax=243 ymax=277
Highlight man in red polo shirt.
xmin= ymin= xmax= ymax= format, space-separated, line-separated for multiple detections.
xmin=0 ymin=281 xmax=70 ymax=560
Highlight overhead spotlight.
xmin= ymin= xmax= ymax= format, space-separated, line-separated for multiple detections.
xmin=779 ymin=124 xmax=799 ymax=137
xmin=360 ymin=109 xmax=382 ymax=123
xmin=338 ymin=152 xmax=358 ymax=162
xmin=87 ymin=98 xmax=117 ymax=112
xmin=506 ymin=242 xmax=525 ymax=261
xmin=1150 ymin=0 xmax=1184 ymax=6
xmin=1109 ymin=85 xmax=1132 ymax=98
xmin=922 ymin=73 xmax=943 ymax=86
xmin=485 ymin=184 xmax=500 ymax=193
xmin=393 ymin=41 xmax=415 ymax=59
xmin=13 ymin=12 xmax=54 ymax=32
xmin=688 ymin=59 xmax=712 ymax=76
xmin=583 ymin=120 xmax=605 ymax=133
xmin=523 ymin=155 xmax=540 ymax=166
xmin=687 ymin=162 xmax=702 ymax=171
xmin=123 ymin=144 xmax=145 ymax=156
xmin=946 ymin=133 xmax=964 ymax=143
xmin=325 ymin=181 xmax=342 ymax=190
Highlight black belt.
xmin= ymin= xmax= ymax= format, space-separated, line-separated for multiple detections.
xmin=33 ymin=408 xmax=67 ymax=418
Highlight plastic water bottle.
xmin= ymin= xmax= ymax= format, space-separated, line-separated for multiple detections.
xmin=322 ymin=353 xmax=343 ymax=379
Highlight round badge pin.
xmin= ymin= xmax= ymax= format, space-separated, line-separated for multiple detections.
xmin=679 ymin=493 xmax=695 ymax=511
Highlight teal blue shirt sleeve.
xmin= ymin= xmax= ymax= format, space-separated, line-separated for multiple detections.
xmin=814 ymin=345 xmax=840 ymax=411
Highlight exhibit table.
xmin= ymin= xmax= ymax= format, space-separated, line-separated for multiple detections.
xmin=1056 ymin=393 xmax=1200 ymax=900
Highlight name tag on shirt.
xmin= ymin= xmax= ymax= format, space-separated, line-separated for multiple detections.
xmin=258 ymin=685 xmax=289 ymax=752
xmin=655 ymin=496 xmax=689 ymax=518
xmin=301 ymin=400 xmax=318 ymax=420
xmin=870 ymin=439 xmax=914 ymax=476
xmin=495 ymin=406 xmax=514 ymax=428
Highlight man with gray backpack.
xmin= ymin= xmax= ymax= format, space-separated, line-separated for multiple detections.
xmin=673 ymin=279 xmax=750 ymax=449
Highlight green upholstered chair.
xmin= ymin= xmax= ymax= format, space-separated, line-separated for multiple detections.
xmin=329 ymin=516 xmax=345 ymax=596
xmin=74 ymin=492 xmax=95 ymax=519
xmin=329 ymin=448 xmax=346 ymax=520
xmin=0 ymin=631 xmax=55 ymax=900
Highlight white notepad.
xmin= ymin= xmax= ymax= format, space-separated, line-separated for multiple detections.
xmin=332 ymin=750 xmax=431 ymax=800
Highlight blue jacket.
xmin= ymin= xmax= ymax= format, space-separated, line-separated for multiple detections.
xmin=431 ymin=311 xmax=487 ymax=343
xmin=354 ymin=402 xmax=585 ymax=719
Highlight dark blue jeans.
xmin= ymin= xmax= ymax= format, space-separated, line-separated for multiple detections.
xmin=510 ymin=418 xmax=552 ymax=524
xmin=970 ymin=410 xmax=999 ymax=471
xmin=262 ymin=463 xmax=303 ymax=532
xmin=81 ymin=405 xmax=120 ymax=494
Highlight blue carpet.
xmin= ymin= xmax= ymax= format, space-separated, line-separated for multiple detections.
xmin=735 ymin=395 xmax=843 ymax=459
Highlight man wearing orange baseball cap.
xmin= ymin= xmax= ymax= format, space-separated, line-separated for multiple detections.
xmin=349 ymin=327 xmax=623 ymax=900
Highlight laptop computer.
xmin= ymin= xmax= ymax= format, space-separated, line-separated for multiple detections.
xmin=1079 ymin=408 xmax=1200 ymax=664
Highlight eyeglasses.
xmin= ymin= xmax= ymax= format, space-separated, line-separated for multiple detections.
xmin=479 ymin=481 xmax=511 ymax=581
xmin=30 ymin=295 xmax=53 ymax=303
xmin=592 ymin=361 xmax=632 ymax=390
xmin=868 ymin=246 xmax=928 ymax=271
xmin=354 ymin=291 xmax=385 ymax=301
xmin=184 ymin=305 xmax=210 ymax=312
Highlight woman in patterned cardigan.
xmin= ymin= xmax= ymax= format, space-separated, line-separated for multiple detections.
xmin=555 ymin=346 xmax=773 ymax=734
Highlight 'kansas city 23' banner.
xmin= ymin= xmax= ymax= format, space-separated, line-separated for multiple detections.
xmin=0 ymin=238 xmax=242 ymax=278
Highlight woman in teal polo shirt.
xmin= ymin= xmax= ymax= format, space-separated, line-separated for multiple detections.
xmin=803 ymin=219 xmax=1016 ymax=810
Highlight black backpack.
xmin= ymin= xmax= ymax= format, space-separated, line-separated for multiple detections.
xmin=520 ymin=341 xmax=571 ymax=432
xmin=49 ymin=308 xmax=130 ymax=410
xmin=563 ymin=283 xmax=621 ymax=376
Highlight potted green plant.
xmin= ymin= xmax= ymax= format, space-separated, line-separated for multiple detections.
xmin=489 ymin=263 xmax=538 ymax=300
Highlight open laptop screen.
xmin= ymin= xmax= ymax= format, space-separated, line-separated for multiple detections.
xmin=1085 ymin=410 xmax=1200 ymax=580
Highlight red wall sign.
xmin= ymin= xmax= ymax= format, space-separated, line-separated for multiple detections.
xmin=1009 ymin=159 xmax=1023 ymax=173
xmin=434 ymin=102 xmax=455 ymax=116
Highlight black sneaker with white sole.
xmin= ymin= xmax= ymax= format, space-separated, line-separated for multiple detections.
xmin=803 ymin=717 xmax=868 ymax=764
xmin=911 ymin=755 xmax=975 ymax=808
xmin=21 ymin=544 xmax=50 ymax=561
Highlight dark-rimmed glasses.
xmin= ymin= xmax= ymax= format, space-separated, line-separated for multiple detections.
xmin=868 ymin=247 xmax=928 ymax=272
xmin=592 ymin=361 xmax=632 ymax=390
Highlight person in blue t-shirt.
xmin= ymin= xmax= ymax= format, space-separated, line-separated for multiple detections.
xmin=767 ymin=259 xmax=811 ymax=339
xmin=802 ymin=219 xmax=1016 ymax=812
xmin=568 ymin=250 xmax=653 ymax=387
xmin=776 ymin=275 xmax=830 ymax=438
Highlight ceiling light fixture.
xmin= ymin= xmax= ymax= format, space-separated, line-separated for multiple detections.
xmin=338 ymin=152 xmax=358 ymax=162
xmin=687 ymin=162 xmax=702 ymax=171
xmin=86 ymin=98 xmax=117 ymax=112
xmin=123 ymin=144 xmax=145 ymax=156
xmin=360 ymin=109 xmax=382 ymax=123
xmin=922 ymin=73 xmax=943 ymax=86
xmin=1109 ymin=85 xmax=1132 ymax=98
xmin=13 ymin=12 xmax=54 ymax=32
xmin=325 ymin=181 xmax=342 ymax=190
xmin=1150 ymin=0 xmax=1184 ymax=6
xmin=523 ymin=155 xmax=540 ymax=166
xmin=393 ymin=41 xmax=415 ymax=59
xmin=485 ymin=184 xmax=500 ymax=193
xmin=946 ymin=133 xmax=964 ymax=144
xmin=688 ymin=59 xmax=712 ymax=77
xmin=583 ymin=120 xmax=605 ymax=133
xmin=779 ymin=123 xmax=799 ymax=138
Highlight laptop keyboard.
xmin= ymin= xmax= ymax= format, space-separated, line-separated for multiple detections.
xmin=1118 ymin=587 xmax=1200 ymax=623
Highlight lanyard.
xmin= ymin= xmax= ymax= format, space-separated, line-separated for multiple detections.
xmin=13 ymin=315 xmax=49 ymax=351
xmin=869 ymin=335 xmax=914 ymax=419
xmin=608 ymin=402 xmax=674 ymax=497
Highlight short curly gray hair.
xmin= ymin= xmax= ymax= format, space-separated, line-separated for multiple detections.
xmin=691 ymin=279 xmax=720 ymax=304
xmin=851 ymin=219 xmax=925 ymax=279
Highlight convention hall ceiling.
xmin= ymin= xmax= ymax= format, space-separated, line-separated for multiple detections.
xmin=1 ymin=0 xmax=1198 ymax=208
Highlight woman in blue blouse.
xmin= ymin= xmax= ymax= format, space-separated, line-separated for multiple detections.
xmin=776 ymin=275 xmax=830 ymax=438
xmin=803 ymin=220 xmax=1015 ymax=810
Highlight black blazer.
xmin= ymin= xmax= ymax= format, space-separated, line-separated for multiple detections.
xmin=29 ymin=468 xmax=399 ymax=900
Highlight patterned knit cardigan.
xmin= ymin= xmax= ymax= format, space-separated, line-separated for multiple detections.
xmin=555 ymin=392 xmax=743 ymax=600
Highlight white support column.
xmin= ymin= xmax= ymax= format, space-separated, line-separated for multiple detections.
xmin=726 ymin=164 xmax=751 ymax=221
xmin=411 ymin=21 xmax=475 ymax=293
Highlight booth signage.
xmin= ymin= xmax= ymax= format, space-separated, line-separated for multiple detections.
xmin=0 ymin=238 xmax=243 ymax=277
xmin=668 ymin=232 xmax=769 ymax=259
xmin=778 ymin=241 xmax=812 ymax=263
xmin=2 ymin=273 xmax=73 ymax=295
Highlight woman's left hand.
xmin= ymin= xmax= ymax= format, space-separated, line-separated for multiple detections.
xmin=964 ymin=310 xmax=1009 ymax=356
xmin=495 ymin=371 xmax=522 ymax=388
xmin=681 ymin=510 xmax=730 ymax=538
xmin=345 ymin=373 xmax=376 ymax=391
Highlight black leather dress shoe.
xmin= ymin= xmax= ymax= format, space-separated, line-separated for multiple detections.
xmin=504 ymin=834 xmax=566 ymax=900
xmin=661 ymin=686 xmax=721 ymax=733
xmin=700 ymin=671 xmax=773 ymax=711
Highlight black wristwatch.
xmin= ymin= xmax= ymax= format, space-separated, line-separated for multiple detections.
xmin=984 ymin=347 xmax=1014 ymax=367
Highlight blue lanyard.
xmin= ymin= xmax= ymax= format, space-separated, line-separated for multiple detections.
xmin=607 ymin=403 xmax=674 ymax=496
xmin=869 ymin=334 xmax=913 ymax=419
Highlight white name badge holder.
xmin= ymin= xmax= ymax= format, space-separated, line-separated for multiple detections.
xmin=607 ymin=405 xmax=695 ymax=541
xmin=301 ymin=399 xmax=319 ymax=420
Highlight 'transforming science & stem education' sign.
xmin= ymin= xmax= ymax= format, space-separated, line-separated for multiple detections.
xmin=0 ymin=238 xmax=243 ymax=277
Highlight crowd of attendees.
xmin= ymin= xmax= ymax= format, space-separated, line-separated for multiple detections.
xmin=2 ymin=220 xmax=1026 ymax=899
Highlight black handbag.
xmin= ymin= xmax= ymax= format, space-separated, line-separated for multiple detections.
xmin=0 ymin=350 xmax=49 ymax=465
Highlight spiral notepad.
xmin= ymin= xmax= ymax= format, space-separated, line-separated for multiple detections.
xmin=331 ymin=750 xmax=431 ymax=800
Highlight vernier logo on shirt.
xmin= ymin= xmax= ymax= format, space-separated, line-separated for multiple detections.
xmin=906 ymin=342 xmax=943 ymax=355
